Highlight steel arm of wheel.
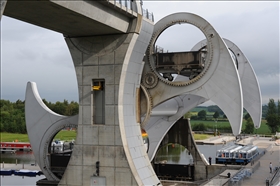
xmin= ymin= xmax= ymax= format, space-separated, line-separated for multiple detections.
xmin=143 ymin=12 xmax=243 ymax=136
xmin=191 ymin=38 xmax=262 ymax=129
xmin=25 ymin=82 xmax=78 ymax=181
xmin=145 ymin=94 xmax=207 ymax=160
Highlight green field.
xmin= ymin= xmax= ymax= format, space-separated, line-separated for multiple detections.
xmin=193 ymin=134 xmax=212 ymax=140
xmin=1 ymin=131 xmax=211 ymax=142
xmin=1 ymin=130 xmax=77 ymax=142
xmin=190 ymin=119 xmax=271 ymax=134
xmin=0 ymin=120 xmax=272 ymax=143
xmin=0 ymin=132 xmax=30 ymax=142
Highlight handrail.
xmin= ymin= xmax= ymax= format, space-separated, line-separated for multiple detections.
xmin=142 ymin=8 xmax=154 ymax=22
xmin=105 ymin=0 xmax=154 ymax=22
xmin=270 ymin=166 xmax=280 ymax=185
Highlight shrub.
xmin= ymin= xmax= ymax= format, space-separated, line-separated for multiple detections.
xmin=191 ymin=115 xmax=198 ymax=120
xmin=192 ymin=123 xmax=206 ymax=131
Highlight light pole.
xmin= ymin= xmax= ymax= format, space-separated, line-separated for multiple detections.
xmin=215 ymin=119 xmax=217 ymax=133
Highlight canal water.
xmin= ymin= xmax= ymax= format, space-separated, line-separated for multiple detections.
xmin=0 ymin=143 xmax=232 ymax=185
xmin=0 ymin=151 xmax=44 ymax=186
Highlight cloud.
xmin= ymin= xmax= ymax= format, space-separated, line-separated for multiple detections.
xmin=1 ymin=17 xmax=77 ymax=102
xmin=1 ymin=1 xmax=279 ymax=105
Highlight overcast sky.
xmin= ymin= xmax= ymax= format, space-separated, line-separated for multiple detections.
xmin=1 ymin=1 xmax=279 ymax=106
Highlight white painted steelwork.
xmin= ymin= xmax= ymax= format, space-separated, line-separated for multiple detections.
xmin=142 ymin=12 xmax=243 ymax=136
xmin=192 ymin=38 xmax=262 ymax=128
xmin=25 ymin=82 xmax=78 ymax=181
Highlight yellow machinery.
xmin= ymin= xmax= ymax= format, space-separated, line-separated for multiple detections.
xmin=92 ymin=81 xmax=103 ymax=91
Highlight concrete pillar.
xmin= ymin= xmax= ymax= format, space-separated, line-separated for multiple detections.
xmin=0 ymin=0 xmax=7 ymax=20
xmin=59 ymin=13 xmax=156 ymax=185
xmin=58 ymin=33 xmax=137 ymax=186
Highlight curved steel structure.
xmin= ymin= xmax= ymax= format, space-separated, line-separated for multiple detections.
xmin=141 ymin=13 xmax=243 ymax=136
xmin=191 ymin=38 xmax=262 ymax=128
xmin=145 ymin=38 xmax=262 ymax=160
xmin=25 ymin=82 xmax=78 ymax=181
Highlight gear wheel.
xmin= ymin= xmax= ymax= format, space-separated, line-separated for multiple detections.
xmin=146 ymin=18 xmax=213 ymax=87
xmin=142 ymin=72 xmax=158 ymax=89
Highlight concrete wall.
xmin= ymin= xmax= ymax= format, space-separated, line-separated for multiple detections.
xmin=59 ymin=12 xmax=158 ymax=184
xmin=59 ymin=32 xmax=138 ymax=186
xmin=206 ymin=165 xmax=241 ymax=179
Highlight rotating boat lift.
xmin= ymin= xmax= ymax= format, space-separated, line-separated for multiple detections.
xmin=23 ymin=11 xmax=261 ymax=185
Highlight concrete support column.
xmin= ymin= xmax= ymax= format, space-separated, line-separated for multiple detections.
xmin=185 ymin=118 xmax=208 ymax=180
xmin=0 ymin=0 xmax=7 ymax=19
xmin=58 ymin=33 xmax=139 ymax=186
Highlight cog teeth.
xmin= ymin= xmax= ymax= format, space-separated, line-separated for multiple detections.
xmin=145 ymin=19 xmax=213 ymax=87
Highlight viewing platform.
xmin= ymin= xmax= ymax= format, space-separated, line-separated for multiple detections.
xmin=200 ymin=137 xmax=280 ymax=186
xmin=196 ymin=136 xmax=236 ymax=145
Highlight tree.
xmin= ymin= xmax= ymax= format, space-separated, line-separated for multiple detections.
xmin=266 ymin=99 xmax=279 ymax=133
xmin=192 ymin=123 xmax=206 ymax=131
xmin=278 ymin=100 xmax=280 ymax=123
xmin=213 ymin=111 xmax=219 ymax=120
xmin=197 ymin=110 xmax=207 ymax=120
xmin=244 ymin=115 xmax=254 ymax=134
xmin=0 ymin=99 xmax=79 ymax=134
xmin=184 ymin=112 xmax=192 ymax=119
xmin=207 ymin=105 xmax=224 ymax=115
xmin=244 ymin=113 xmax=250 ymax=120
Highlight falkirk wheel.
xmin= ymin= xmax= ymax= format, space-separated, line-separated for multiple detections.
xmin=24 ymin=13 xmax=261 ymax=186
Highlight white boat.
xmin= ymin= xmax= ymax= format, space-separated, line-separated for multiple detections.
xmin=51 ymin=140 xmax=65 ymax=152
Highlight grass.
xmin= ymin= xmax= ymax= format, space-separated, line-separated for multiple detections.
xmin=53 ymin=130 xmax=77 ymax=141
xmin=190 ymin=119 xmax=272 ymax=134
xmin=0 ymin=120 xmax=272 ymax=143
xmin=1 ymin=130 xmax=77 ymax=142
xmin=1 ymin=130 xmax=211 ymax=142
xmin=0 ymin=132 xmax=30 ymax=142
xmin=193 ymin=134 xmax=212 ymax=140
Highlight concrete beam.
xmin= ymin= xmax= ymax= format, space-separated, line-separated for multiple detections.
xmin=4 ymin=0 xmax=133 ymax=37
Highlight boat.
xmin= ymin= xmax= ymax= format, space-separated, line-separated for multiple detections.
xmin=216 ymin=144 xmax=259 ymax=165
xmin=234 ymin=145 xmax=259 ymax=164
xmin=51 ymin=140 xmax=65 ymax=153
xmin=0 ymin=142 xmax=32 ymax=151
xmin=216 ymin=144 xmax=243 ymax=164
xmin=0 ymin=149 xmax=16 ymax=153
xmin=14 ymin=169 xmax=39 ymax=177
xmin=0 ymin=169 xmax=14 ymax=176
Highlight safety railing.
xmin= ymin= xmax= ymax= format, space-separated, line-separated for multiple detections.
xmin=106 ymin=0 xmax=154 ymax=22
xmin=118 ymin=0 xmax=133 ymax=11
xmin=270 ymin=166 xmax=280 ymax=185
xmin=142 ymin=8 xmax=154 ymax=22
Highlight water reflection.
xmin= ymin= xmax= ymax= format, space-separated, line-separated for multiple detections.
xmin=1 ymin=151 xmax=43 ymax=186
xmin=1 ymin=175 xmax=45 ymax=186
xmin=155 ymin=144 xmax=193 ymax=165
xmin=197 ymin=142 xmax=234 ymax=163
xmin=154 ymin=142 xmax=234 ymax=165
xmin=1 ymin=151 xmax=36 ymax=164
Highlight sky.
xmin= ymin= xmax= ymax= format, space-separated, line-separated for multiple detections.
xmin=1 ymin=1 xmax=279 ymax=106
